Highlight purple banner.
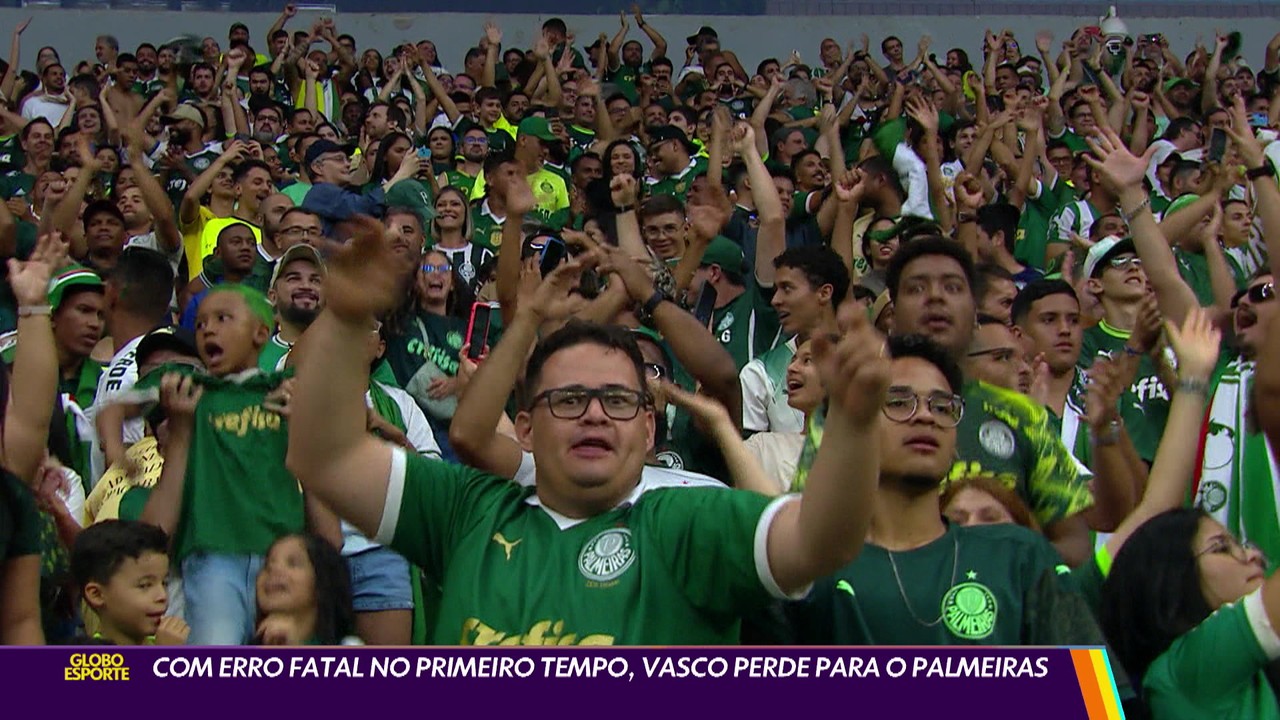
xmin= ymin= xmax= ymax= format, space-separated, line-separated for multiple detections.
xmin=6 ymin=647 xmax=1120 ymax=718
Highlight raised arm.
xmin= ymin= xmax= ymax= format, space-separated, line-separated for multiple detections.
xmin=450 ymin=257 xmax=588 ymax=479
xmin=123 ymin=125 xmax=181 ymax=253
xmin=1 ymin=18 xmax=30 ymax=102
xmin=496 ymin=178 xmax=534 ymax=325
xmin=481 ymin=22 xmax=502 ymax=89
xmin=1225 ymin=95 xmax=1280 ymax=269
xmin=1086 ymin=127 xmax=1199 ymax=326
xmin=632 ymin=5 xmax=667 ymax=59
xmin=609 ymin=174 xmax=646 ymax=258
xmin=48 ymin=137 xmax=103 ymax=242
xmin=287 ymin=217 xmax=412 ymax=536
xmin=766 ymin=308 xmax=886 ymax=594
xmin=181 ymin=142 xmax=245 ymax=227
xmin=738 ymin=124 xmax=784 ymax=287
xmin=1105 ymin=308 xmax=1219 ymax=558
xmin=1201 ymin=34 xmax=1228 ymax=117
xmin=4 ymin=232 xmax=66 ymax=485
xmin=418 ymin=53 xmax=460 ymax=124
xmin=662 ymin=383 xmax=772 ymax=493
xmin=830 ymin=169 xmax=865 ymax=281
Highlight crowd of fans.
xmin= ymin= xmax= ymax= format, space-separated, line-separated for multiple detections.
xmin=0 ymin=4 xmax=1278 ymax=716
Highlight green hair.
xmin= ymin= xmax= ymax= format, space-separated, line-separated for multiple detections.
xmin=205 ymin=284 xmax=276 ymax=329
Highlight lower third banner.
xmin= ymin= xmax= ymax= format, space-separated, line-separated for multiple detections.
xmin=32 ymin=647 xmax=1125 ymax=718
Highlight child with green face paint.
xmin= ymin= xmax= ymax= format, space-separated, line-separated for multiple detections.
xmin=128 ymin=284 xmax=339 ymax=645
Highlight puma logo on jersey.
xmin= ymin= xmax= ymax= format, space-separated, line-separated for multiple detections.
xmin=492 ymin=533 xmax=522 ymax=560
xmin=835 ymin=580 xmax=855 ymax=597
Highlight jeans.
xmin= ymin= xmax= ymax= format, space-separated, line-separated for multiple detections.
xmin=347 ymin=547 xmax=414 ymax=612
xmin=182 ymin=552 xmax=264 ymax=646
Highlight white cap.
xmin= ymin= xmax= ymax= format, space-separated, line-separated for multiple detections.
xmin=1083 ymin=235 xmax=1135 ymax=280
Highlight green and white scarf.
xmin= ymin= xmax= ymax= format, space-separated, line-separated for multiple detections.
xmin=1196 ymin=358 xmax=1280 ymax=561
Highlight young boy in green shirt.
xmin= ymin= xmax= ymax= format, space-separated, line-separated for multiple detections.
xmin=71 ymin=519 xmax=188 ymax=645
xmin=136 ymin=284 xmax=338 ymax=645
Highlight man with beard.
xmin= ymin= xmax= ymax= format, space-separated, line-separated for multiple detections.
xmin=117 ymin=127 xmax=183 ymax=273
xmin=153 ymin=104 xmax=224 ymax=208
xmin=21 ymin=62 xmax=69 ymax=125
xmin=788 ymin=334 xmax=1103 ymax=647
xmin=964 ymin=315 xmax=1032 ymax=394
xmin=260 ymin=244 xmax=324 ymax=371
xmin=604 ymin=6 xmax=667 ymax=104
xmin=251 ymin=104 xmax=286 ymax=147
xmin=89 ymin=247 xmax=175 ymax=484
xmin=447 ymin=123 xmax=489 ymax=192
xmin=646 ymin=125 xmax=705 ymax=202
xmin=131 ymin=43 xmax=164 ymax=99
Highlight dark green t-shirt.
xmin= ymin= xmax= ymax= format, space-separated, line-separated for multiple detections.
xmin=1078 ymin=321 xmax=1171 ymax=462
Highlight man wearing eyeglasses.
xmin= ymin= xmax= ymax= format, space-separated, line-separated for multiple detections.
xmin=963 ymin=315 xmax=1032 ymax=395
xmin=1077 ymin=236 xmax=1171 ymax=462
xmin=289 ymin=220 xmax=887 ymax=645
xmin=788 ymin=333 xmax=1104 ymax=647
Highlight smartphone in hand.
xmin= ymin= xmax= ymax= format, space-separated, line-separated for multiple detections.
xmin=465 ymin=302 xmax=494 ymax=360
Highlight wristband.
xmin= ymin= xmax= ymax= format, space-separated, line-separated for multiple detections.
xmin=641 ymin=290 xmax=668 ymax=319
xmin=18 ymin=305 xmax=51 ymax=317
xmin=1094 ymin=419 xmax=1122 ymax=446
xmin=1120 ymin=195 xmax=1151 ymax=225
xmin=1176 ymin=377 xmax=1210 ymax=396
xmin=1246 ymin=161 xmax=1276 ymax=180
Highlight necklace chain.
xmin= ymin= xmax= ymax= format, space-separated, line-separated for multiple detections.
xmin=884 ymin=532 xmax=959 ymax=628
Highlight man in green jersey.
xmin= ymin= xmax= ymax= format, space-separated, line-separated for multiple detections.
xmin=687 ymin=236 xmax=781 ymax=370
xmin=289 ymin=217 xmax=888 ymax=646
xmin=1079 ymin=236 xmax=1171 ymax=462
xmin=261 ymin=244 xmax=324 ymax=371
xmin=801 ymin=237 xmax=1097 ymax=565
xmin=645 ymin=125 xmax=707 ymax=202
xmin=789 ymin=334 xmax=1103 ymax=646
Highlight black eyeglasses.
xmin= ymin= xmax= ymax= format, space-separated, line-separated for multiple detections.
xmin=966 ymin=347 xmax=1016 ymax=362
xmin=882 ymin=387 xmax=965 ymax=427
xmin=532 ymin=386 xmax=650 ymax=420
xmin=1231 ymin=281 xmax=1276 ymax=309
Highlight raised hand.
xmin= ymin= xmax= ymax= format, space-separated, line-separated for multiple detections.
xmin=1165 ymin=306 xmax=1221 ymax=381
xmin=527 ymin=254 xmax=600 ymax=322
xmin=283 ymin=3 xmax=298 ymax=17
xmin=14 ymin=17 xmax=32 ymax=35
xmin=1084 ymin=127 xmax=1159 ymax=195
xmin=325 ymin=215 xmax=414 ymax=321
xmin=812 ymin=306 xmax=891 ymax=427
xmin=1224 ymin=94 xmax=1266 ymax=169
xmin=657 ymin=379 xmax=733 ymax=429
xmin=1130 ymin=292 xmax=1163 ymax=354
xmin=506 ymin=177 xmax=537 ymax=216
xmin=1035 ymin=29 xmax=1053 ymax=55
xmin=906 ymin=97 xmax=939 ymax=133
xmin=10 ymin=232 xmax=68 ymax=307
xmin=610 ymin=174 xmax=639 ymax=209
xmin=918 ymin=35 xmax=931 ymax=56
xmin=484 ymin=20 xmax=503 ymax=47
xmin=834 ymin=168 xmax=866 ymax=204
xmin=953 ymin=172 xmax=984 ymax=211
xmin=730 ymin=121 xmax=757 ymax=154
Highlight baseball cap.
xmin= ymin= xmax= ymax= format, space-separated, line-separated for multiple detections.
xmin=517 ymin=116 xmax=558 ymax=143
xmin=1164 ymin=192 xmax=1200 ymax=218
xmin=648 ymin=125 xmax=697 ymax=155
xmin=161 ymin=103 xmax=206 ymax=129
xmin=82 ymin=199 xmax=125 ymax=228
xmin=1082 ymin=235 xmax=1137 ymax=279
xmin=135 ymin=325 xmax=199 ymax=367
xmin=269 ymin=243 xmax=326 ymax=288
xmin=685 ymin=26 xmax=718 ymax=45
xmin=629 ymin=326 xmax=674 ymax=376
xmin=303 ymin=138 xmax=348 ymax=169
xmin=699 ymin=236 xmax=745 ymax=273
xmin=1162 ymin=77 xmax=1198 ymax=95
xmin=47 ymin=264 xmax=103 ymax=309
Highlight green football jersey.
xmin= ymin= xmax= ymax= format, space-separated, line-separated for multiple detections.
xmin=1142 ymin=592 xmax=1280 ymax=720
xmin=132 ymin=363 xmax=304 ymax=560
xmin=645 ymin=156 xmax=708 ymax=202
xmin=1078 ymin=321 xmax=1171 ymax=461
xmin=469 ymin=202 xmax=507 ymax=252
xmin=949 ymin=381 xmax=1095 ymax=528
xmin=379 ymin=447 xmax=788 ymax=645
xmin=789 ymin=523 xmax=1102 ymax=645
xmin=0 ymin=470 xmax=42 ymax=563
xmin=1015 ymin=177 xmax=1070 ymax=271
xmin=442 ymin=169 xmax=477 ymax=197
xmin=258 ymin=334 xmax=292 ymax=372
xmin=1174 ymin=247 xmax=1246 ymax=309
xmin=709 ymin=282 xmax=781 ymax=371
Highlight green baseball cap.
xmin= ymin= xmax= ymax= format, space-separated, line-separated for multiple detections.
xmin=47 ymin=264 xmax=104 ymax=309
xmin=518 ymin=116 xmax=558 ymax=143
xmin=699 ymin=236 xmax=745 ymax=273
xmin=1162 ymin=77 xmax=1198 ymax=94
xmin=1164 ymin=192 xmax=1200 ymax=218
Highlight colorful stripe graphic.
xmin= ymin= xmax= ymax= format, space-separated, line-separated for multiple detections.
xmin=1069 ymin=648 xmax=1125 ymax=719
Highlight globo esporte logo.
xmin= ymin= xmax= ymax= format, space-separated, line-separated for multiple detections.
xmin=65 ymin=652 xmax=130 ymax=681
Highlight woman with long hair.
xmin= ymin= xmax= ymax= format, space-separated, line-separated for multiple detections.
xmin=368 ymin=130 xmax=433 ymax=225
xmin=603 ymin=139 xmax=643 ymax=186
xmin=428 ymin=185 xmax=493 ymax=293
xmin=255 ymin=533 xmax=356 ymax=646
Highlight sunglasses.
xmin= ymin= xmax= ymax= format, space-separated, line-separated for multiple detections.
xmin=1231 ymin=281 xmax=1276 ymax=309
